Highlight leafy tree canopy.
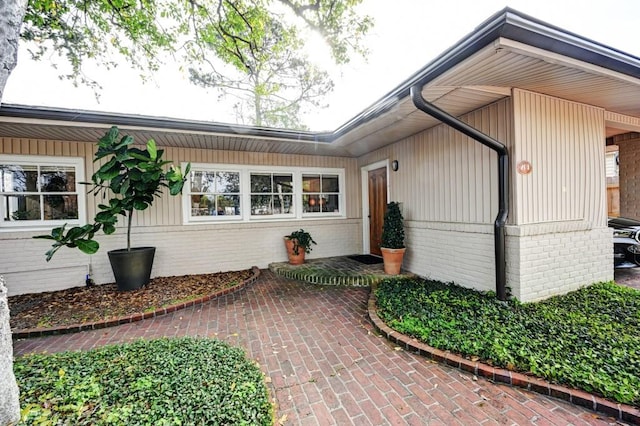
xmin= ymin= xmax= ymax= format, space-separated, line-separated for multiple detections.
xmin=20 ymin=0 xmax=373 ymax=128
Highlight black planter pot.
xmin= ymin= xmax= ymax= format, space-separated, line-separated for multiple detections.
xmin=108 ymin=247 xmax=156 ymax=291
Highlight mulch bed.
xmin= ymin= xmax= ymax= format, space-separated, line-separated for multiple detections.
xmin=9 ymin=269 xmax=254 ymax=331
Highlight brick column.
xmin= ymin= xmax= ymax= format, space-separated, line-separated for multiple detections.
xmin=617 ymin=134 xmax=640 ymax=219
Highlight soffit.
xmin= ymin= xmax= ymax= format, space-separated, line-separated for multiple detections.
xmin=332 ymin=39 xmax=640 ymax=154
xmin=431 ymin=38 xmax=640 ymax=117
xmin=0 ymin=118 xmax=346 ymax=157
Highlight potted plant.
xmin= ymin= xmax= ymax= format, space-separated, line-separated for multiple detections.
xmin=35 ymin=126 xmax=190 ymax=291
xmin=380 ymin=201 xmax=406 ymax=275
xmin=284 ymin=229 xmax=316 ymax=265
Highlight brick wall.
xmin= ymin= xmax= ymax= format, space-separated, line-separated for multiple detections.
xmin=404 ymin=221 xmax=496 ymax=293
xmin=506 ymin=223 xmax=612 ymax=302
xmin=1 ymin=219 xmax=362 ymax=296
xmin=618 ymin=137 xmax=640 ymax=219
xmin=405 ymin=220 xmax=612 ymax=302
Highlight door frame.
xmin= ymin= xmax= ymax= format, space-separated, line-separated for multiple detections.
xmin=361 ymin=159 xmax=390 ymax=254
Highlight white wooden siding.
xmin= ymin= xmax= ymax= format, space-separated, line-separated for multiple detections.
xmin=357 ymin=98 xmax=512 ymax=224
xmin=512 ymin=89 xmax=607 ymax=226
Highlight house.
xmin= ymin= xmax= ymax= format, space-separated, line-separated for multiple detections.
xmin=1 ymin=8 xmax=640 ymax=301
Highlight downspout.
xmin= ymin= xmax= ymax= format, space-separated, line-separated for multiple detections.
xmin=410 ymin=86 xmax=509 ymax=301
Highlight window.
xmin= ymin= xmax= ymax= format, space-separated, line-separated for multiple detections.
xmin=184 ymin=165 xmax=344 ymax=223
xmin=188 ymin=169 xmax=241 ymax=219
xmin=302 ymin=173 xmax=340 ymax=214
xmin=0 ymin=155 xmax=85 ymax=229
xmin=250 ymin=173 xmax=294 ymax=217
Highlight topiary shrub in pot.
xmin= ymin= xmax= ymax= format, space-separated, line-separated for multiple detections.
xmin=35 ymin=126 xmax=190 ymax=291
xmin=284 ymin=229 xmax=316 ymax=265
xmin=380 ymin=201 xmax=405 ymax=275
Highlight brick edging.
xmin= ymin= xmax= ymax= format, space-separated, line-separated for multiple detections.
xmin=12 ymin=267 xmax=261 ymax=339
xmin=268 ymin=263 xmax=376 ymax=287
xmin=367 ymin=291 xmax=640 ymax=424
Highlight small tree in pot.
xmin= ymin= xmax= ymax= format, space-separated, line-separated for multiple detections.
xmin=284 ymin=229 xmax=316 ymax=265
xmin=35 ymin=126 xmax=190 ymax=291
xmin=380 ymin=201 xmax=405 ymax=275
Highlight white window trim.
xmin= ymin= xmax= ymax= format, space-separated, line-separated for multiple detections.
xmin=182 ymin=163 xmax=346 ymax=224
xmin=0 ymin=154 xmax=86 ymax=231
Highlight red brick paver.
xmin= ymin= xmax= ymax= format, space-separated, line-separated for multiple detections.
xmin=13 ymin=271 xmax=623 ymax=425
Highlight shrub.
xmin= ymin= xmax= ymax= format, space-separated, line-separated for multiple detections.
xmin=381 ymin=202 xmax=404 ymax=249
xmin=15 ymin=337 xmax=273 ymax=425
xmin=375 ymin=278 xmax=640 ymax=406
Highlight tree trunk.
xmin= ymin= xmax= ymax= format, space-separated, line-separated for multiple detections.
xmin=0 ymin=0 xmax=27 ymax=102
xmin=0 ymin=2 xmax=29 ymax=424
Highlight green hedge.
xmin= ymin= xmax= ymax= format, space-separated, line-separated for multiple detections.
xmin=375 ymin=278 xmax=640 ymax=406
xmin=15 ymin=337 xmax=272 ymax=425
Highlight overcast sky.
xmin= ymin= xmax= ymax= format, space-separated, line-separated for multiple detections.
xmin=4 ymin=0 xmax=640 ymax=131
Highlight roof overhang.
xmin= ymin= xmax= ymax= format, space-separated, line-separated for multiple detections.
xmin=1 ymin=7 xmax=639 ymax=157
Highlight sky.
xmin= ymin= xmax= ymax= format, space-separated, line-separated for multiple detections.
xmin=4 ymin=0 xmax=640 ymax=131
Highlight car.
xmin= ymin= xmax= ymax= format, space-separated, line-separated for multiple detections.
xmin=609 ymin=217 xmax=640 ymax=269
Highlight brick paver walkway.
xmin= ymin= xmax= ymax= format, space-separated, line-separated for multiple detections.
xmin=13 ymin=271 xmax=621 ymax=425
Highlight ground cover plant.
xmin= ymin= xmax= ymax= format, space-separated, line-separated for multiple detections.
xmin=15 ymin=337 xmax=272 ymax=425
xmin=9 ymin=269 xmax=253 ymax=330
xmin=375 ymin=278 xmax=640 ymax=406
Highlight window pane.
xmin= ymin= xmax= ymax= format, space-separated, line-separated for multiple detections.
xmin=302 ymin=175 xmax=320 ymax=193
xmin=190 ymin=195 xmax=213 ymax=216
xmin=217 ymin=172 xmax=240 ymax=193
xmin=217 ymin=195 xmax=240 ymax=216
xmin=41 ymin=166 xmax=76 ymax=192
xmin=190 ymin=171 xmax=216 ymax=193
xmin=251 ymin=195 xmax=272 ymax=215
xmin=4 ymin=195 xmax=40 ymax=221
xmin=322 ymin=175 xmax=339 ymax=192
xmin=322 ymin=194 xmax=339 ymax=212
xmin=303 ymin=194 xmax=322 ymax=213
xmin=251 ymin=174 xmax=272 ymax=193
xmin=273 ymin=194 xmax=294 ymax=214
xmin=273 ymin=174 xmax=293 ymax=193
xmin=44 ymin=195 xmax=78 ymax=220
xmin=1 ymin=165 xmax=38 ymax=192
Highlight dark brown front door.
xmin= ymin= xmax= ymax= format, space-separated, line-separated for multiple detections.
xmin=368 ymin=167 xmax=387 ymax=256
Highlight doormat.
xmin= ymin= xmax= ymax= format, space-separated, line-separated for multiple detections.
xmin=348 ymin=255 xmax=383 ymax=265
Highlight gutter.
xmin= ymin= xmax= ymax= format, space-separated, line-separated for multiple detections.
xmin=411 ymin=86 xmax=509 ymax=301
xmin=0 ymin=104 xmax=333 ymax=144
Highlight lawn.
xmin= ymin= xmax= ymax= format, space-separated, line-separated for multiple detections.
xmin=375 ymin=278 xmax=640 ymax=406
xmin=14 ymin=337 xmax=273 ymax=425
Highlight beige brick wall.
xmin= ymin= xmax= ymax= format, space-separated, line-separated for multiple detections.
xmin=405 ymin=221 xmax=612 ymax=302
xmin=618 ymin=137 xmax=640 ymax=219
xmin=404 ymin=221 xmax=496 ymax=293
xmin=0 ymin=230 xmax=89 ymax=296
xmin=506 ymin=223 xmax=612 ymax=302
xmin=1 ymin=219 xmax=362 ymax=296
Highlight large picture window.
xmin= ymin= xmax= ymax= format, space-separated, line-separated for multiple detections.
xmin=184 ymin=165 xmax=344 ymax=223
xmin=0 ymin=155 xmax=85 ymax=229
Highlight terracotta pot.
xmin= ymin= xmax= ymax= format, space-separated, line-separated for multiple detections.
xmin=380 ymin=247 xmax=406 ymax=275
xmin=284 ymin=238 xmax=306 ymax=265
